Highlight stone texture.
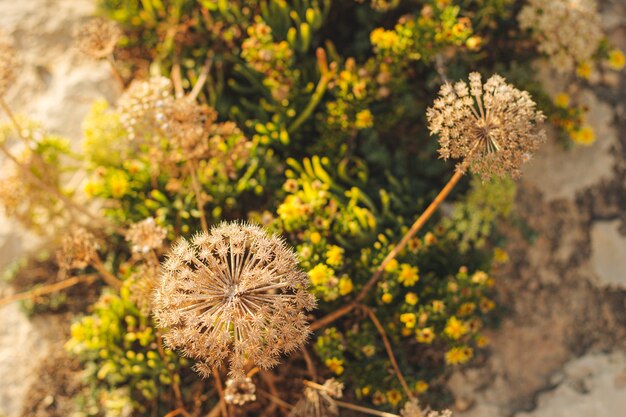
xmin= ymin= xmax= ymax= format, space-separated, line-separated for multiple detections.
xmin=591 ymin=220 xmax=626 ymax=289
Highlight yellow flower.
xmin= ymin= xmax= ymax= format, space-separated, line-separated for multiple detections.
xmin=325 ymin=357 xmax=344 ymax=375
xmin=361 ymin=386 xmax=371 ymax=396
xmin=400 ymin=313 xmax=416 ymax=329
xmin=362 ymin=345 xmax=376 ymax=357
xmin=444 ymin=317 xmax=468 ymax=340
xmin=308 ymin=264 xmax=334 ymax=286
xmin=370 ymin=28 xmax=399 ymax=50
xmin=465 ymin=35 xmax=482 ymax=51
xmin=571 ymin=125 xmax=596 ymax=145
xmin=471 ymin=271 xmax=488 ymax=285
xmin=457 ymin=302 xmax=475 ymax=317
xmin=608 ymin=49 xmax=625 ymax=70
xmin=401 ymin=327 xmax=412 ymax=336
xmin=325 ymin=245 xmax=344 ymax=267
xmin=310 ymin=232 xmax=322 ymax=244
xmin=476 ymin=335 xmax=489 ymax=348
xmin=445 ymin=346 xmax=473 ymax=365
xmin=108 ymin=171 xmax=129 ymax=198
xmin=398 ymin=264 xmax=419 ymax=286
xmin=415 ymin=380 xmax=429 ymax=394
xmin=338 ymin=276 xmax=354 ymax=296
xmin=432 ymin=300 xmax=445 ymax=313
xmin=355 ymin=109 xmax=374 ymax=129
xmin=381 ymin=293 xmax=393 ymax=304
xmin=386 ymin=389 xmax=403 ymax=406
xmin=405 ymin=292 xmax=418 ymax=306
xmin=372 ymin=390 xmax=387 ymax=406
xmin=576 ymin=61 xmax=592 ymax=79
xmin=424 ymin=232 xmax=437 ymax=245
xmin=415 ymin=327 xmax=435 ymax=344
xmin=554 ymin=93 xmax=570 ymax=108
xmin=479 ymin=298 xmax=496 ymax=313
xmin=493 ymin=248 xmax=509 ymax=264
xmin=384 ymin=258 xmax=399 ymax=273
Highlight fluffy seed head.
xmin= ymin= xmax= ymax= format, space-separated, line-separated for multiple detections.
xmin=126 ymin=217 xmax=167 ymax=254
xmin=518 ymin=0 xmax=603 ymax=73
xmin=427 ymin=72 xmax=545 ymax=180
xmin=224 ymin=376 xmax=256 ymax=405
xmin=153 ymin=222 xmax=316 ymax=378
xmin=57 ymin=228 xmax=98 ymax=270
xmin=76 ymin=17 xmax=121 ymax=59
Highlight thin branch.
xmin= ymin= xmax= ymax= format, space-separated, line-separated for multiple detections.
xmin=187 ymin=159 xmax=209 ymax=233
xmin=172 ymin=60 xmax=185 ymax=98
xmin=301 ymin=346 xmax=318 ymax=381
xmin=211 ymin=367 xmax=230 ymax=417
xmin=363 ymin=305 xmax=414 ymax=401
xmin=189 ymin=55 xmax=213 ymax=101
xmin=335 ymin=400 xmax=400 ymax=417
xmin=257 ymin=389 xmax=293 ymax=410
xmin=0 ymin=274 xmax=96 ymax=307
xmin=92 ymin=257 xmax=124 ymax=289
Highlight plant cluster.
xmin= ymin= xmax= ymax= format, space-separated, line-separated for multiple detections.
xmin=0 ymin=0 xmax=620 ymax=416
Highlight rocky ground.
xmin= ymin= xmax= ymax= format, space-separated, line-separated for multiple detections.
xmin=1 ymin=1 xmax=626 ymax=417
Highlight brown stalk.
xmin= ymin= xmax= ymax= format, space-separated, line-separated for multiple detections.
xmin=211 ymin=367 xmax=230 ymax=417
xmin=311 ymin=169 xmax=464 ymax=331
xmin=257 ymin=389 xmax=293 ymax=410
xmin=172 ymin=60 xmax=185 ymax=98
xmin=301 ymin=346 xmax=318 ymax=381
xmin=91 ymin=257 xmax=123 ymax=289
xmin=335 ymin=400 xmax=400 ymax=417
xmin=363 ymin=305 xmax=414 ymax=401
xmin=156 ymin=329 xmax=190 ymax=417
xmin=0 ymin=274 xmax=96 ymax=307
xmin=189 ymin=55 xmax=212 ymax=101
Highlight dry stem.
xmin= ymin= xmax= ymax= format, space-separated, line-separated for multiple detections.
xmin=187 ymin=160 xmax=208 ymax=233
xmin=211 ymin=367 xmax=230 ymax=417
xmin=0 ymin=274 xmax=96 ymax=307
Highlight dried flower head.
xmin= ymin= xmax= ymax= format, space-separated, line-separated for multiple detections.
xmin=76 ymin=17 xmax=121 ymax=59
xmin=0 ymin=38 xmax=18 ymax=96
xmin=426 ymin=72 xmax=545 ymax=179
xmin=518 ymin=0 xmax=603 ymax=73
xmin=129 ymin=263 xmax=160 ymax=315
xmin=126 ymin=217 xmax=167 ymax=254
xmin=401 ymin=399 xmax=453 ymax=417
xmin=153 ymin=222 xmax=316 ymax=379
xmin=224 ymin=376 xmax=256 ymax=405
xmin=118 ymin=76 xmax=172 ymax=141
xmin=57 ymin=228 xmax=98 ymax=270
xmin=288 ymin=380 xmax=344 ymax=417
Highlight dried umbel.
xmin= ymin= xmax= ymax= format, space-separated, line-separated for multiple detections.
xmin=129 ymin=263 xmax=160 ymax=315
xmin=518 ymin=0 xmax=603 ymax=73
xmin=224 ymin=376 xmax=256 ymax=405
xmin=76 ymin=17 xmax=121 ymax=59
xmin=57 ymin=228 xmax=98 ymax=270
xmin=401 ymin=399 xmax=453 ymax=417
xmin=426 ymin=72 xmax=545 ymax=180
xmin=153 ymin=222 xmax=316 ymax=379
xmin=126 ymin=217 xmax=167 ymax=254
xmin=118 ymin=76 xmax=172 ymax=141
xmin=0 ymin=39 xmax=18 ymax=96
xmin=289 ymin=379 xmax=344 ymax=417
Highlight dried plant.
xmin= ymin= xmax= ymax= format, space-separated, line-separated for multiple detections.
xmin=289 ymin=379 xmax=344 ymax=417
xmin=401 ymin=399 xmax=453 ymax=417
xmin=126 ymin=217 xmax=167 ymax=254
xmin=0 ymin=38 xmax=18 ymax=96
xmin=118 ymin=76 xmax=172 ymax=141
xmin=224 ymin=376 xmax=256 ymax=405
xmin=426 ymin=72 xmax=545 ymax=180
xmin=153 ymin=222 xmax=316 ymax=379
xmin=518 ymin=0 xmax=603 ymax=73
xmin=57 ymin=228 xmax=98 ymax=270
xmin=76 ymin=17 xmax=121 ymax=59
xmin=129 ymin=262 xmax=160 ymax=315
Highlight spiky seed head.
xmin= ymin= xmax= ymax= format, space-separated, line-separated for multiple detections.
xmin=288 ymin=379 xmax=343 ymax=417
xmin=57 ymin=228 xmax=98 ymax=270
xmin=153 ymin=222 xmax=316 ymax=379
xmin=224 ymin=376 xmax=256 ymax=406
xmin=427 ymin=72 xmax=545 ymax=180
xmin=126 ymin=217 xmax=167 ymax=254
xmin=76 ymin=17 xmax=121 ymax=59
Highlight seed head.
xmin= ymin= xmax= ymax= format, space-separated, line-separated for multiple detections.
xmin=519 ymin=0 xmax=603 ymax=73
xmin=289 ymin=379 xmax=344 ymax=417
xmin=401 ymin=399 xmax=453 ymax=417
xmin=129 ymin=263 xmax=160 ymax=315
xmin=224 ymin=376 xmax=256 ymax=405
xmin=153 ymin=222 xmax=316 ymax=379
xmin=0 ymin=39 xmax=18 ymax=97
xmin=427 ymin=72 xmax=545 ymax=180
xmin=126 ymin=217 xmax=167 ymax=254
xmin=76 ymin=17 xmax=121 ymax=59
xmin=57 ymin=228 xmax=98 ymax=270
xmin=118 ymin=76 xmax=172 ymax=141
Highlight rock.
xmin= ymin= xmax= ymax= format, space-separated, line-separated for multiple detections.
xmin=514 ymin=352 xmax=626 ymax=417
xmin=590 ymin=220 xmax=626 ymax=289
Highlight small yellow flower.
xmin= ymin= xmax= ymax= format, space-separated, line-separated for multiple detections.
xmin=108 ymin=171 xmax=129 ymax=198
xmin=479 ymin=298 xmax=496 ymax=313
xmin=381 ymin=293 xmax=393 ymax=304
xmin=415 ymin=327 xmax=435 ymax=344
xmin=308 ymin=264 xmax=334 ymax=286
xmin=608 ymin=49 xmax=625 ymax=70
xmin=576 ymin=61 xmax=592 ymax=79
xmin=571 ymin=125 xmax=596 ymax=145
xmin=338 ymin=276 xmax=354 ymax=296
xmin=362 ymin=345 xmax=376 ymax=357
xmin=325 ymin=245 xmax=344 ymax=267
xmin=415 ymin=380 xmax=429 ymax=394
xmin=362 ymin=386 xmax=371 ymax=396
xmin=471 ymin=271 xmax=489 ymax=285
xmin=325 ymin=357 xmax=344 ymax=375
xmin=398 ymin=264 xmax=419 ymax=286
xmin=493 ymin=248 xmax=509 ymax=264
xmin=408 ymin=238 xmax=421 ymax=253
xmin=370 ymin=28 xmax=399 ymax=50
xmin=310 ymin=232 xmax=322 ymax=244
xmin=432 ymin=300 xmax=445 ymax=313
xmin=465 ymin=35 xmax=482 ymax=51
xmin=384 ymin=259 xmax=399 ymax=273
xmin=445 ymin=346 xmax=473 ymax=365
xmin=457 ymin=302 xmax=475 ymax=317
xmin=386 ymin=389 xmax=402 ymax=406
xmin=283 ymin=178 xmax=299 ymax=193
xmin=401 ymin=327 xmax=412 ymax=336
xmin=355 ymin=109 xmax=374 ymax=129
xmin=554 ymin=93 xmax=570 ymax=108
xmin=400 ymin=313 xmax=416 ymax=329
xmin=476 ymin=335 xmax=489 ymax=348
xmin=372 ymin=390 xmax=387 ymax=406
xmin=405 ymin=292 xmax=418 ymax=306
xmin=424 ymin=232 xmax=437 ymax=245
xmin=444 ymin=317 xmax=468 ymax=340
